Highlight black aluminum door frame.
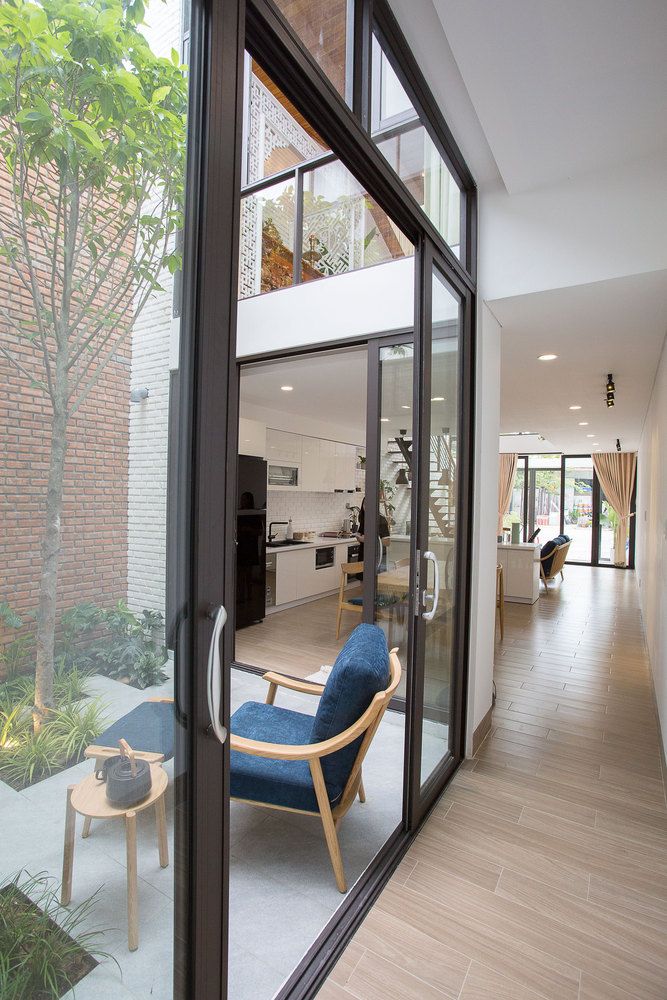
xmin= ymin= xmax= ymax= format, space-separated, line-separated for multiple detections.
xmin=176 ymin=0 xmax=245 ymax=996
xmin=407 ymin=239 xmax=474 ymax=827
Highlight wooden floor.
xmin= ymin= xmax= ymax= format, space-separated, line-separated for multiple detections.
xmin=318 ymin=565 xmax=667 ymax=1000
xmin=235 ymin=591 xmax=362 ymax=680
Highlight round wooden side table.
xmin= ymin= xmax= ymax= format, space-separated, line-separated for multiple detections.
xmin=61 ymin=762 xmax=169 ymax=951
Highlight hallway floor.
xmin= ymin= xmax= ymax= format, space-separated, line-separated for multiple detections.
xmin=319 ymin=565 xmax=667 ymax=1000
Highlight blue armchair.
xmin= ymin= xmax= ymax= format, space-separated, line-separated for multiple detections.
xmin=230 ymin=624 xmax=402 ymax=892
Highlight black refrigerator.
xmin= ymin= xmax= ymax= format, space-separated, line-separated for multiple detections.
xmin=236 ymin=455 xmax=267 ymax=628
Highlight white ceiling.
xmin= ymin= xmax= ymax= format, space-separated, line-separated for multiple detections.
xmin=494 ymin=269 xmax=667 ymax=453
xmin=240 ymin=349 xmax=368 ymax=435
xmin=431 ymin=0 xmax=667 ymax=193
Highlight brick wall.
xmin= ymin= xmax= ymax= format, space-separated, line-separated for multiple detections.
xmin=0 ymin=167 xmax=130 ymax=639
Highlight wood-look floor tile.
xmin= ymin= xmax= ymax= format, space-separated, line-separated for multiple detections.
xmin=322 ymin=567 xmax=667 ymax=1000
xmin=375 ymin=883 xmax=581 ymax=1000
xmin=342 ymin=950 xmax=453 ymax=1000
xmin=353 ymin=907 xmax=470 ymax=999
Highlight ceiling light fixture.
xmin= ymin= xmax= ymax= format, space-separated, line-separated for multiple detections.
xmin=431 ymin=396 xmax=445 ymax=402
xmin=280 ymin=385 xmax=293 ymax=392
xmin=538 ymin=354 xmax=558 ymax=361
xmin=586 ymin=434 xmax=594 ymax=438
xmin=616 ymin=438 xmax=621 ymax=452
xmin=401 ymin=405 xmax=410 ymax=410
xmin=380 ymin=417 xmax=389 ymax=423
xmin=569 ymin=405 xmax=581 ymax=410
xmin=395 ymin=468 xmax=409 ymax=485
xmin=578 ymin=421 xmax=589 ymax=426
xmin=606 ymin=373 xmax=615 ymax=407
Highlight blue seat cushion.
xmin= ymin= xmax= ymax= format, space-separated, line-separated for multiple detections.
xmin=230 ymin=701 xmax=342 ymax=813
xmin=311 ymin=623 xmax=389 ymax=794
xmin=94 ymin=701 xmax=174 ymax=761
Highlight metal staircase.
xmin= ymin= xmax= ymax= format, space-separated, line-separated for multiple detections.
xmin=394 ymin=433 xmax=456 ymax=539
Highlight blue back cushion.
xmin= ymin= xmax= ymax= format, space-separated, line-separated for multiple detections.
xmin=311 ymin=623 xmax=389 ymax=794
xmin=541 ymin=534 xmax=570 ymax=576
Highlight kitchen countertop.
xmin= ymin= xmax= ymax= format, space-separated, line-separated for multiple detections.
xmin=266 ymin=536 xmax=357 ymax=554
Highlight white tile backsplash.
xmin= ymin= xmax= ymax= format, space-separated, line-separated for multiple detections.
xmin=267 ymin=491 xmax=362 ymax=538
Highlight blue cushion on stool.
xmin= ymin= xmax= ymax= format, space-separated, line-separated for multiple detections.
xmin=94 ymin=701 xmax=174 ymax=761
xmin=230 ymin=701 xmax=340 ymax=812
xmin=311 ymin=624 xmax=389 ymax=795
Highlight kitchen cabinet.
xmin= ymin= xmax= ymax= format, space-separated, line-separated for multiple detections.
xmin=266 ymin=429 xmax=302 ymax=464
xmin=334 ymin=442 xmax=356 ymax=492
xmin=300 ymin=437 xmax=321 ymax=492
xmin=238 ymin=417 xmax=266 ymax=459
xmin=319 ymin=439 xmax=336 ymax=492
xmin=268 ymin=541 xmax=351 ymax=611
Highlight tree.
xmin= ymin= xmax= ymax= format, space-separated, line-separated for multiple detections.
xmin=0 ymin=0 xmax=187 ymax=727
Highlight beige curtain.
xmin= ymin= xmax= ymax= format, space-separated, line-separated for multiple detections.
xmin=592 ymin=452 xmax=637 ymax=566
xmin=498 ymin=453 xmax=518 ymax=536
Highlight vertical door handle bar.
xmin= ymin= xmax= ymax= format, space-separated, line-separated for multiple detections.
xmin=422 ymin=551 xmax=440 ymax=621
xmin=376 ymin=536 xmax=384 ymax=572
xmin=207 ymin=605 xmax=228 ymax=744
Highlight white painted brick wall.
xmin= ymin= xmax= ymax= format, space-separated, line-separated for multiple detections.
xmin=127 ymin=0 xmax=183 ymax=617
xmin=267 ymin=491 xmax=363 ymax=538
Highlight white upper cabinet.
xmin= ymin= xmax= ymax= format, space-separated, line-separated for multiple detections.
xmin=300 ymin=437 xmax=321 ymax=492
xmin=334 ymin=442 xmax=356 ymax=492
xmin=238 ymin=417 xmax=266 ymax=458
xmin=266 ymin=429 xmax=302 ymax=464
xmin=319 ymin=438 xmax=336 ymax=492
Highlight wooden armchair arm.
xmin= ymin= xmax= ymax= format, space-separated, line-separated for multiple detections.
xmin=262 ymin=671 xmax=325 ymax=705
xmin=231 ymin=690 xmax=383 ymax=761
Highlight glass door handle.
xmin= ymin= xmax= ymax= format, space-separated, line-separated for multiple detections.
xmin=207 ymin=604 xmax=228 ymax=744
xmin=377 ymin=536 xmax=384 ymax=571
xmin=422 ymin=551 xmax=440 ymax=621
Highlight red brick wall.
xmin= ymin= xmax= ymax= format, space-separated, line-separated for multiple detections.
xmin=0 ymin=171 xmax=130 ymax=648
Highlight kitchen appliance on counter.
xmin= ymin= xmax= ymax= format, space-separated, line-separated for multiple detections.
xmin=236 ymin=455 xmax=267 ymax=628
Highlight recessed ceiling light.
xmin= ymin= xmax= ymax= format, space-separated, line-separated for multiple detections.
xmin=538 ymin=354 xmax=558 ymax=361
xmin=380 ymin=417 xmax=389 ymax=423
xmin=431 ymin=396 xmax=445 ymax=402
xmin=569 ymin=405 xmax=581 ymax=410
xmin=281 ymin=385 xmax=293 ymax=392
xmin=578 ymin=421 xmax=589 ymax=426
xmin=401 ymin=405 xmax=410 ymax=410
xmin=593 ymin=442 xmax=600 ymax=446
xmin=586 ymin=434 xmax=594 ymax=438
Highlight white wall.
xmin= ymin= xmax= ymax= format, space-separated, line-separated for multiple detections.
xmin=479 ymin=157 xmax=667 ymax=303
xmin=237 ymin=257 xmax=417 ymax=357
xmin=466 ymin=303 xmax=501 ymax=752
xmin=239 ymin=400 xmax=365 ymax=447
xmin=636 ymin=333 xmax=667 ymax=756
xmin=127 ymin=0 xmax=182 ymax=617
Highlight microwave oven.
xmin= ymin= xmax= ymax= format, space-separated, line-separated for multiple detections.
xmin=267 ymin=463 xmax=300 ymax=489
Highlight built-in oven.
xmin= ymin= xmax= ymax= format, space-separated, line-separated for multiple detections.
xmin=347 ymin=543 xmax=361 ymax=563
xmin=267 ymin=463 xmax=300 ymax=489
xmin=315 ymin=545 xmax=335 ymax=570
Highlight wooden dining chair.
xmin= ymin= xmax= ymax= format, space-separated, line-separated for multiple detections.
xmin=335 ymin=561 xmax=364 ymax=639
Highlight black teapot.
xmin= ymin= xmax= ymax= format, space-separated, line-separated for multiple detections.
xmin=95 ymin=740 xmax=152 ymax=808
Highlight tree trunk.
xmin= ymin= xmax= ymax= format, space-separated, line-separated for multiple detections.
xmin=33 ymin=394 xmax=68 ymax=730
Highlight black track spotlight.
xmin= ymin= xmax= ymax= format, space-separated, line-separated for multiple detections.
xmin=616 ymin=438 xmax=621 ymax=452
xmin=606 ymin=374 xmax=615 ymax=393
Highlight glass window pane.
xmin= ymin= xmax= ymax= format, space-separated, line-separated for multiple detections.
xmin=421 ymin=271 xmax=461 ymax=786
xmin=301 ymin=161 xmax=413 ymax=282
xmin=372 ymin=36 xmax=461 ymax=255
xmin=563 ymin=457 xmax=594 ymax=562
xmin=244 ymin=59 xmax=328 ymax=185
xmin=272 ymin=0 xmax=348 ymax=98
xmin=239 ymin=179 xmax=296 ymax=299
xmin=0 ymin=0 xmax=192 ymax=995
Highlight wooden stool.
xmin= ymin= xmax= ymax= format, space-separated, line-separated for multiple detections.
xmin=496 ymin=562 xmax=505 ymax=640
xmin=335 ymin=561 xmax=364 ymax=639
xmin=61 ymin=763 xmax=169 ymax=951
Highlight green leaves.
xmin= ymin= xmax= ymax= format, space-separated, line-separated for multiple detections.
xmin=69 ymin=119 xmax=104 ymax=152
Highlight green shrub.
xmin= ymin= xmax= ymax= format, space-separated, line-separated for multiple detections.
xmin=91 ymin=601 xmax=168 ymax=689
xmin=0 ymin=871 xmax=104 ymax=999
xmin=0 ymin=697 xmax=105 ymax=788
xmin=49 ymin=701 xmax=106 ymax=760
xmin=0 ymin=605 xmax=34 ymax=682
xmin=53 ymin=661 xmax=92 ymax=707
xmin=0 ymin=727 xmax=64 ymax=787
